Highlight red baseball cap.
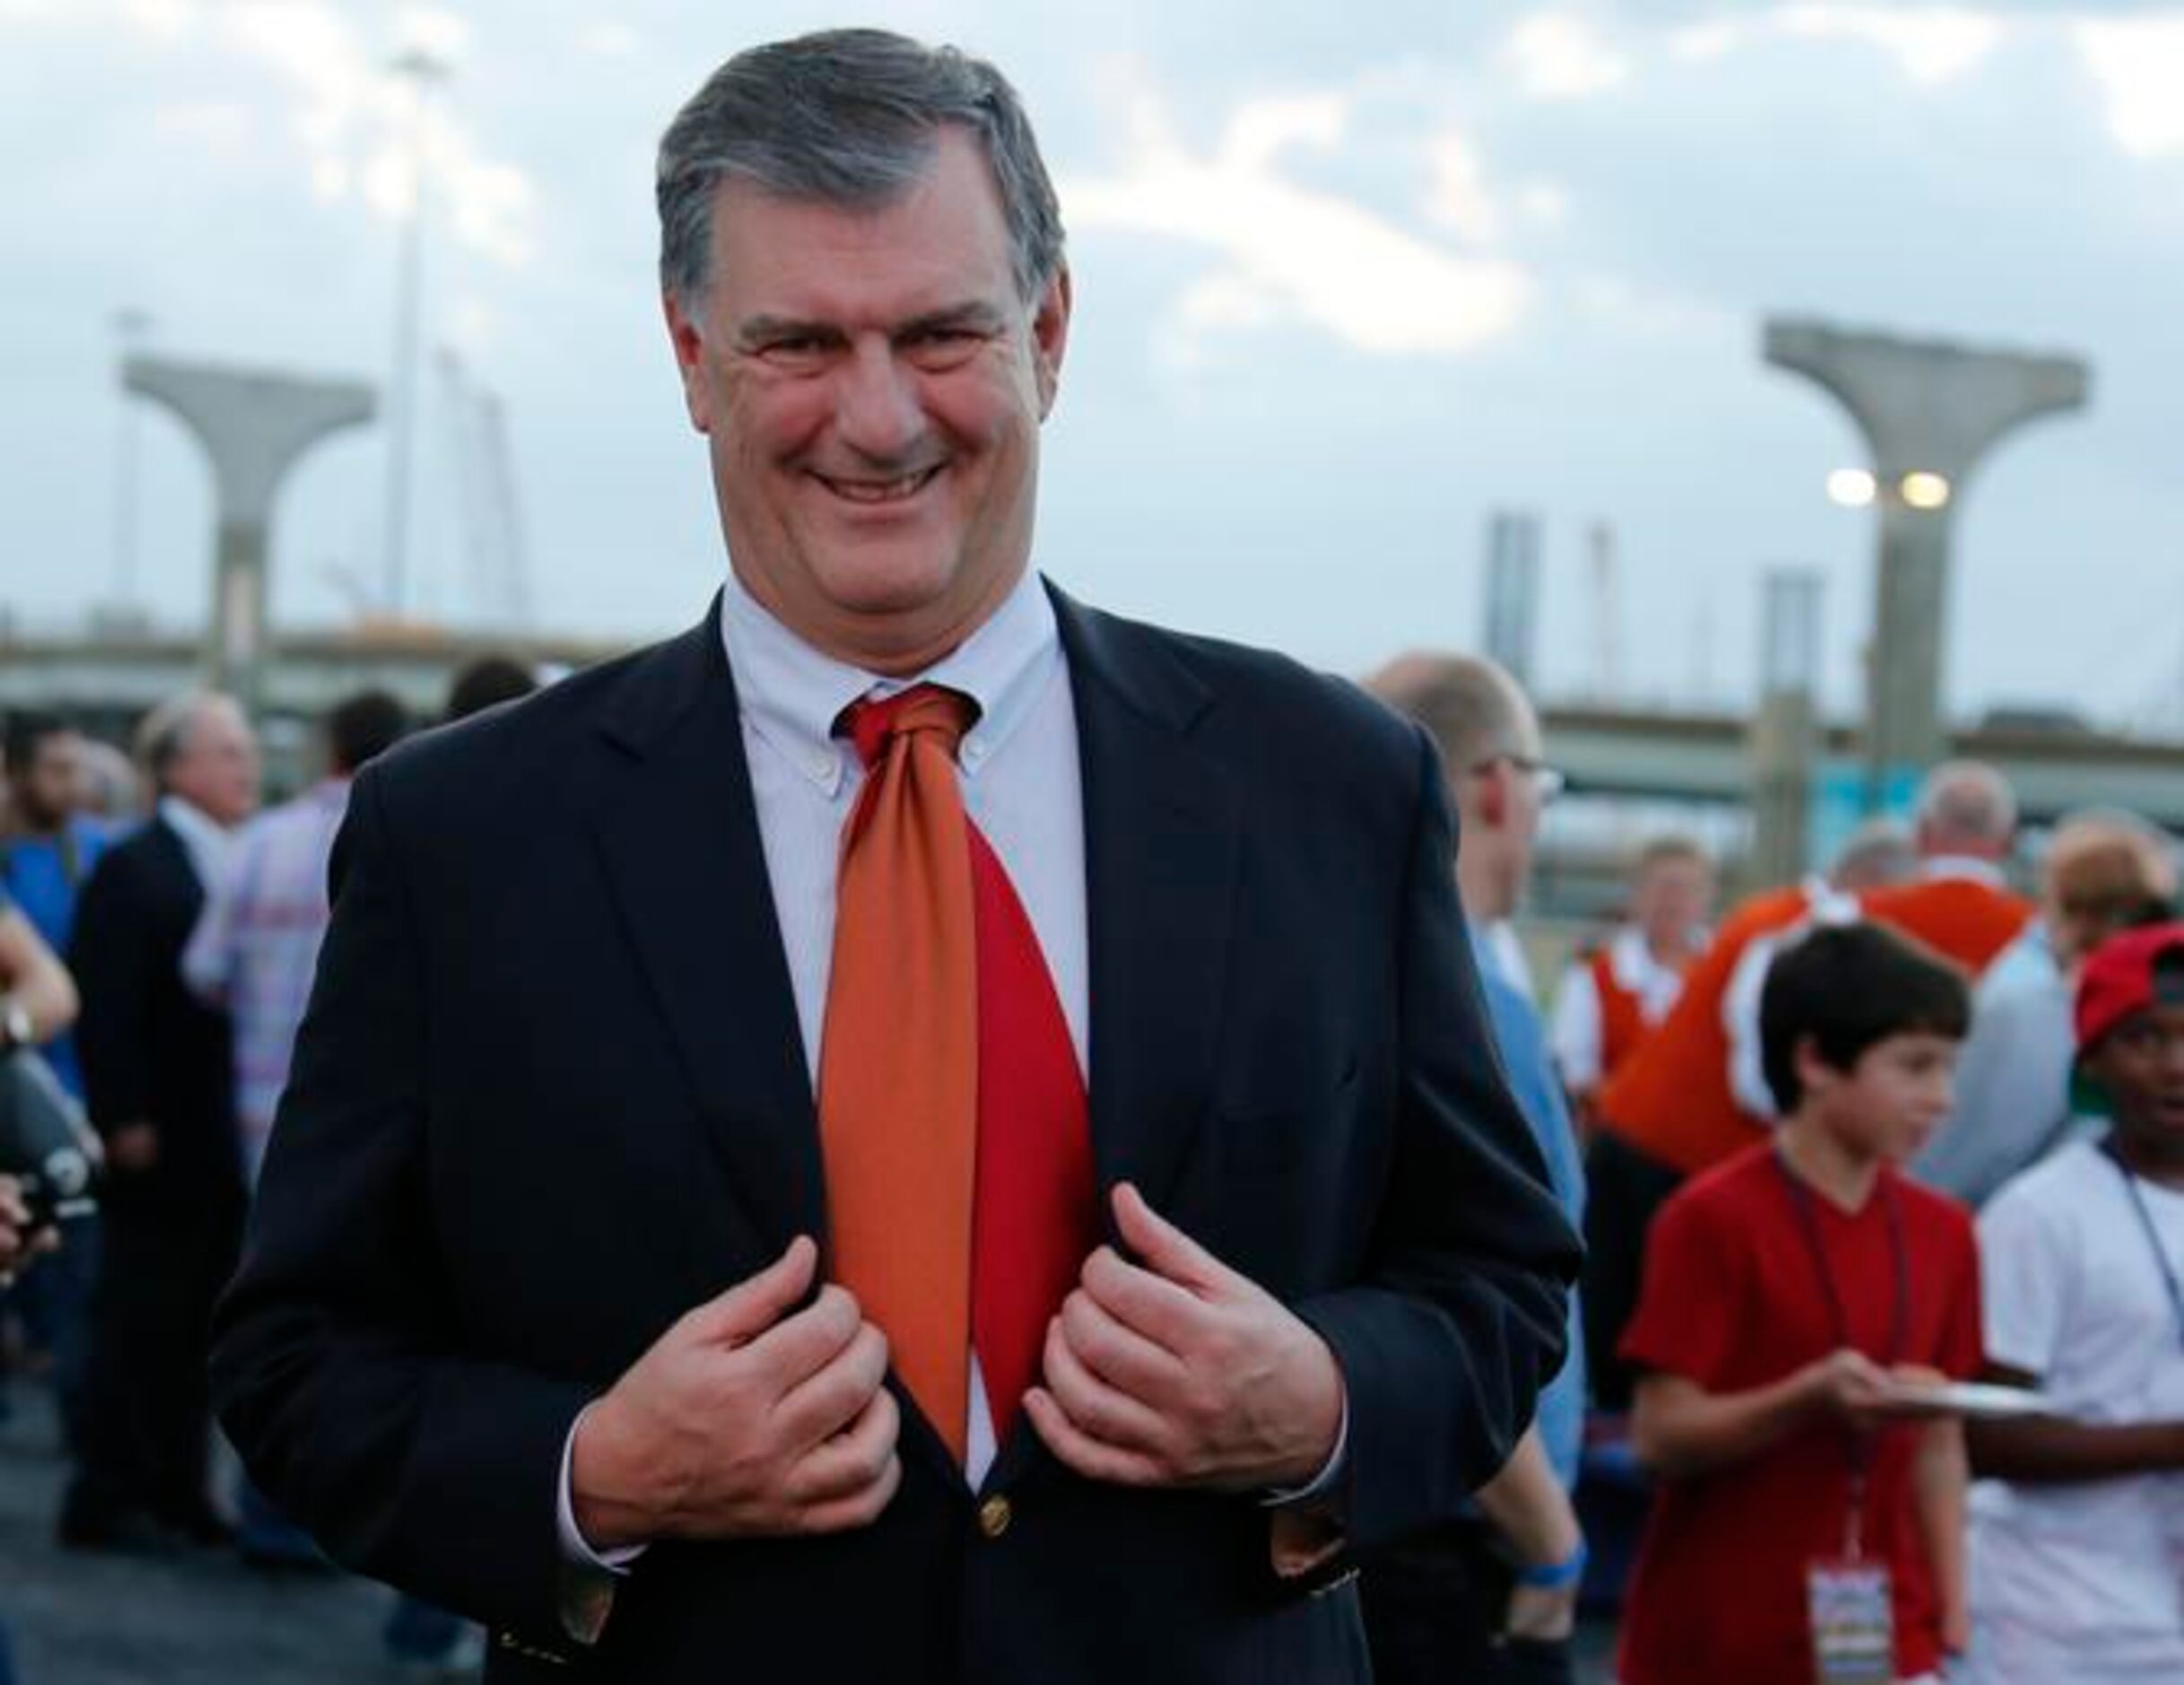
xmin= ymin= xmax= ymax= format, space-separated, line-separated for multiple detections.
xmin=2075 ymin=921 xmax=2184 ymax=1054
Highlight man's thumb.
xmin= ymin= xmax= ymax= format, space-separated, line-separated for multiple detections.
xmin=687 ymin=1235 xmax=818 ymax=1346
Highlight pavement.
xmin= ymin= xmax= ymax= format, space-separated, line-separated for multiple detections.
xmin=3 ymin=1375 xmax=1616 ymax=1683
xmin=0 ymin=1381 xmax=457 ymax=1685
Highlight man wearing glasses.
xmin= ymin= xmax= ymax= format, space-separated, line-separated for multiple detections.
xmin=1366 ymin=653 xmax=1587 ymax=1685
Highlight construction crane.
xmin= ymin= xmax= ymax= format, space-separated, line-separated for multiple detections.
xmin=435 ymin=347 xmax=532 ymax=629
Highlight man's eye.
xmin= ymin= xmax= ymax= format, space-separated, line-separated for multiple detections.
xmin=757 ymin=336 xmax=829 ymax=363
xmin=904 ymin=327 xmax=983 ymax=362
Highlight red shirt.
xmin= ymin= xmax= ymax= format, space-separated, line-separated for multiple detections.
xmin=1617 ymin=1145 xmax=1983 ymax=1685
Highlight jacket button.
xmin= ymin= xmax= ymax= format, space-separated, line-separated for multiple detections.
xmin=978 ymin=1495 xmax=1013 ymax=1539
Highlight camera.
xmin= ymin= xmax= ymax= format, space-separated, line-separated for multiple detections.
xmin=0 ymin=1044 xmax=99 ymax=1234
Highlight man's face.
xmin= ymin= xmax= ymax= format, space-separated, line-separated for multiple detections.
xmin=664 ymin=128 xmax=1070 ymax=675
xmin=12 ymin=731 xmax=84 ymax=831
xmin=166 ymin=703 xmax=260 ymax=829
xmin=1634 ymin=856 xmax=1714 ymax=954
xmin=2087 ymin=1001 xmax=2184 ymax=1149
xmin=1805 ymin=1031 xmax=1961 ymax=1163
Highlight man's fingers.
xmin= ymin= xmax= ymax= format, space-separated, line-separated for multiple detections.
xmin=773 ymin=1318 xmax=889 ymax=1446
xmin=1022 ymin=1387 xmax=1166 ymax=1488
xmin=786 ymin=1387 xmax=900 ymax=1505
xmin=686 ymin=1236 xmax=820 ymax=1347
xmin=1079 ymin=1246 xmax=1204 ymax=1355
xmin=791 ymin=1448 xmax=902 ymax=1534
xmin=1042 ymin=1315 xmax=1174 ymax=1459
xmin=1059 ymin=1290 xmax=1186 ymax=1402
xmin=1111 ymin=1183 xmax=1233 ymax=1295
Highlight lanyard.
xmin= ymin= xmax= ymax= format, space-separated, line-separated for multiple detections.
xmin=1774 ymin=1148 xmax=1911 ymax=1560
xmin=2100 ymin=1139 xmax=2184 ymax=1350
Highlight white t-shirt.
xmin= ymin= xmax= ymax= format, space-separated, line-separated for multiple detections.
xmin=1961 ymin=1141 xmax=2184 ymax=1682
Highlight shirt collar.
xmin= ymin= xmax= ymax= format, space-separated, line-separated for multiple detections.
xmin=158 ymin=794 xmax=232 ymax=891
xmin=1921 ymin=853 xmax=2007 ymax=888
xmin=717 ymin=567 xmax=1062 ymax=795
xmin=1609 ymin=926 xmax=1663 ymax=991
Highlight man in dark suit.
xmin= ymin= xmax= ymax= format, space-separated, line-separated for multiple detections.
xmin=212 ymin=30 xmax=1578 ymax=1684
xmin=63 ymin=691 xmax=258 ymax=1550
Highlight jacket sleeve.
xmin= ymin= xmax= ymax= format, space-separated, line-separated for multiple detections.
xmin=68 ymin=850 xmax=157 ymax=1135
xmin=209 ymin=765 xmax=590 ymax=1648
xmin=1291 ymin=728 xmax=1583 ymax=1554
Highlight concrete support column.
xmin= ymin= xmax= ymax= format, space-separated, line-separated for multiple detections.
xmin=1762 ymin=319 xmax=2087 ymax=810
xmin=123 ymin=356 xmax=374 ymax=714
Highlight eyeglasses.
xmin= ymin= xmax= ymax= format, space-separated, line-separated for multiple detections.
xmin=1470 ymin=753 xmax=1566 ymax=806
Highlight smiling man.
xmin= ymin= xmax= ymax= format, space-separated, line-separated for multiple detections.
xmin=211 ymin=30 xmax=1577 ymax=1685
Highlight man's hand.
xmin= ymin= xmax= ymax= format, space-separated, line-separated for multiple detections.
xmin=570 ymin=1236 xmax=900 ymax=1550
xmin=105 ymin=1122 xmax=159 ymax=1174
xmin=1504 ymin=1579 xmax=1580 ymax=1643
xmin=1799 ymin=1350 xmax=1964 ymax=1428
xmin=1024 ymin=1183 xmax=1343 ymax=1492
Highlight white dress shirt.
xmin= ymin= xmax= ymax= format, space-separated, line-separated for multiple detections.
xmin=559 ymin=566 xmax=1087 ymax=1567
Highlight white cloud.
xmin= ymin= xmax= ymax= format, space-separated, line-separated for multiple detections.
xmin=120 ymin=0 xmax=196 ymax=37
xmin=1064 ymin=74 xmax=1529 ymax=359
xmin=1661 ymin=5 xmax=2005 ymax=85
xmin=1427 ymin=133 xmax=1505 ymax=243
xmin=197 ymin=0 xmax=533 ymax=266
xmin=2075 ymin=14 xmax=2184 ymax=158
xmin=395 ymin=4 xmax=468 ymax=64
xmin=1778 ymin=5 xmax=2003 ymax=85
xmin=1501 ymin=12 xmax=1631 ymax=101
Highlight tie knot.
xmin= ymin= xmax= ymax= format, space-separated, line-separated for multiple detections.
xmin=841 ymin=684 xmax=976 ymax=771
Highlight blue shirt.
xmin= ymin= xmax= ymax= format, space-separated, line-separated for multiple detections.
xmin=1469 ymin=925 xmax=1587 ymax=1491
xmin=0 ymin=817 xmax=110 ymax=1100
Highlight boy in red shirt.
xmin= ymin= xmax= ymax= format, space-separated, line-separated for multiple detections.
xmin=1620 ymin=921 xmax=1983 ymax=1685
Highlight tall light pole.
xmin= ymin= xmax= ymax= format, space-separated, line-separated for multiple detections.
xmin=380 ymin=46 xmax=450 ymax=621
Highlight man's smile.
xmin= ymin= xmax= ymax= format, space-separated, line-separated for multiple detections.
xmin=810 ymin=465 xmax=945 ymax=505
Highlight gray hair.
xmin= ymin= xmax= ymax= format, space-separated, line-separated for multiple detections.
xmin=134 ymin=690 xmax=234 ymax=793
xmin=1915 ymin=759 xmax=2017 ymax=850
xmin=1829 ymin=818 xmax=1919 ymax=892
xmin=657 ymin=29 xmax=1066 ymax=308
xmin=1366 ymin=651 xmax=1535 ymax=776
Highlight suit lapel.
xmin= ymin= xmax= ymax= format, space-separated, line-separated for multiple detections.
xmin=1052 ymin=585 xmax=1239 ymax=1222
xmin=586 ymin=604 xmax=826 ymax=1261
xmin=982 ymin=587 xmax=1240 ymax=1497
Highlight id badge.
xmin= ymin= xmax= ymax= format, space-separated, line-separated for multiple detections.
xmin=1805 ymin=1558 xmax=1894 ymax=1684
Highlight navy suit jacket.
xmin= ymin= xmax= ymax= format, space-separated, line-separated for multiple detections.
xmin=212 ymin=585 xmax=1577 ymax=1684
xmin=71 ymin=816 xmax=241 ymax=1212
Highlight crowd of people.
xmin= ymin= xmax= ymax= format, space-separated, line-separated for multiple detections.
xmin=1370 ymin=650 xmax=2184 ymax=1685
xmin=4 ymin=26 xmax=2180 ymax=1685
xmin=0 ymin=659 xmax=538 ymax=1681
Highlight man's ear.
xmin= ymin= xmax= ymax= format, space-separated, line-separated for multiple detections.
xmin=1792 ymin=1033 xmax=1834 ymax=1100
xmin=661 ymin=289 xmax=715 ymax=434
xmin=1031 ymin=266 xmax=1072 ymax=420
xmin=1473 ymin=762 xmax=1507 ymax=830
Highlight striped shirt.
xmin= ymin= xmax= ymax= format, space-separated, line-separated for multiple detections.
xmin=183 ymin=778 xmax=350 ymax=1178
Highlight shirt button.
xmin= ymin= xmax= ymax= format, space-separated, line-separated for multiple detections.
xmin=978 ymin=1495 xmax=1013 ymax=1540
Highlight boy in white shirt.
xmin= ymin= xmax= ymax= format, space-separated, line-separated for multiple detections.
xmin=1962 ymin=921 xmax=2184 ymax=1682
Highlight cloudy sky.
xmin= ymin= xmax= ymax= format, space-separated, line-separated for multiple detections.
xmin=4 ymin=0 xmax=2182 ymax=730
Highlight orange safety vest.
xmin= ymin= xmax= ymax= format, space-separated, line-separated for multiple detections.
xmin=1595 ymin=886 xmax=1813 ymax=1177
xmin=1587 ymin=946 xmax=1651 ymax=1085
xmin=1860 ymin=877 xmax=2035 ymax=976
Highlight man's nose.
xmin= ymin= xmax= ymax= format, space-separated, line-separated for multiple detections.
xmin=832 ymin=338 xmax=924 ymax=459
